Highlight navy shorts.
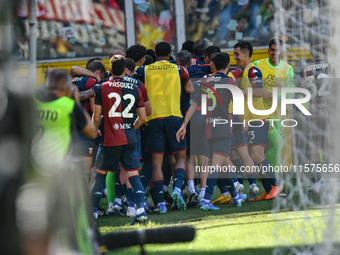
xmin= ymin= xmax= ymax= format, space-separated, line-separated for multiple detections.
xmin=75 ymin=131 xmax=96 ymax=157
xmin=189 ymin=110 xmax=210 ymax=158
xmin=247 ymin=121 xmax=269 ymax=146
xmin=145 ymin=117 xmax=187 ymax=154
xmin=94 ymin=143 xmax=141 ymax=173
xmin=140 ymin=124 xmax=152 ymax=162
xmin=231 ymin=115 xmax=249 ymax=149
xmin=135 ymin=129 xmax=142 ymax=160
xmin=208 ymin=137 xmax=232 ymax=157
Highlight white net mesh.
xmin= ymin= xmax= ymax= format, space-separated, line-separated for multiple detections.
xmin=272 ymin=1 xmax=340 ymax=254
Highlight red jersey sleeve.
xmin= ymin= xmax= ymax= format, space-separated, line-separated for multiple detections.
xmin=229 ymin=69 xmax=242 ymax=79
xmin=85 ymin=77 xmax=97 ymax=90
xmin=180 ymin=66 xmax=190 ymax=83
xmin=137 ymin=87 xmax=145 ymax=108
xmin=248 ymin=66 xmax=263 ymax=89
xmin=140 ymin=82 xmax=149 ymax=102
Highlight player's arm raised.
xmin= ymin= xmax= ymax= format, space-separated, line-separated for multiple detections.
xmin=71 ymin=66 xmax=101 ymax=82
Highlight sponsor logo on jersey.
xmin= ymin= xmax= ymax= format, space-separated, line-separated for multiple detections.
xmin=113 ymin=123 xmax=132 ymax=130
xmin=147 ymin=64 xmax=174 ymax=71
xmin=304 ymin=63 xmax=328 ymax=72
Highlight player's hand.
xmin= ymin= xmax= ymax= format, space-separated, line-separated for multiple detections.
xmin=262 ymin=90 xmax=272 ymax=99
xmin=242 ymin=122 xmax=249 ymax=133
xmin=190 ymin=58 xmax=196 ymax=66
xmin=71 ymin=85 xmax=80 ymax=104
xmin=94 ymin=74 xmax=101 ymax=82
xmin=96 ymin=129 xmax=102 ymax=137
xmin=176 ymin=125 xmax=186 ymax=142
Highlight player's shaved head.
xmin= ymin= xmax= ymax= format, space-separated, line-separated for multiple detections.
xmin=110 ymin=49 xmax=126 ymax=59
xmin=46 ymin=69 xmax=72 ymax=93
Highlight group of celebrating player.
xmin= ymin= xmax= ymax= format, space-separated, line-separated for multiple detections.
xmin=35 ymin=37 xmax=299 ymax=225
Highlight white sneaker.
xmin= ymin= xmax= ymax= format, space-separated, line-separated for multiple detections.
xmin=248 ymin=185 xmax=259 ymax=202
xmin=126 ymin=207 xmax=136 ymax=217
xmin=235 ymin=183 xmax=244 ymax=195
xmin=107 ymin=206 xmax=115 ymax=215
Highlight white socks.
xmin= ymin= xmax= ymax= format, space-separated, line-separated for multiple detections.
xmin=188 ymin=180 xmax=195 ymax=192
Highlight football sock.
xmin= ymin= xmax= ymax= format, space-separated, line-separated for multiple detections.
xmin=259 ymin=159 xmax=280 ymax=186
xmin=140 ymin=160 xmax=152 ymax=189
xmin=174 ymin=168 xmax=186 ymax=190
xmin=126 ymin=188 xmax=135 ymax=207
xmin=232 ymin=158 xmax=243 ymax=184
xmin=121 ymin=183 xmax=127 ymax=199
xmin=204 ymin=173 xmax=218 ymax=201
xmin=163 ymin=160 xmax=172 ymax=186
xmin=128 ymin=176 xmax=145 ymax=210
xmin=217 ymin=178 xmax=228 ymax=194
xmin=153 ymin=180 xmax=164 ymax=203
xmin=115 ymin=174 xmax=123 ymax=200
xmin=187 ymin=180 xmax=195 ymax=192
xmin=106 ymin=171 xmax=115 ymax=204
xmin=149 ymin=188 xmax=157 ymax=204
xmin=266 ymin=119 xmax=284 ymax=174
xmin=91 ymin=172 xmax=106 ymax=209
xmin=247 ymin=173 xmax=256 ymax=186
xmin=223 ymin=176 xmax=238 ymax=198
xmin=260 ymin=175 xmax=272 ymax=193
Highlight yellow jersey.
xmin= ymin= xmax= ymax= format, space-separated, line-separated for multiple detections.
xmin=238 ymin=63 xmax=269 ymax=122
xmin=253 ymin=59 xmax=294 ymax=118
xmin=144 ymin=61 xmax=183 ymax=122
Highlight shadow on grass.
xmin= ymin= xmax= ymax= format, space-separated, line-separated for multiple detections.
xmin=108 ymin=247 xmax=273 ymax=255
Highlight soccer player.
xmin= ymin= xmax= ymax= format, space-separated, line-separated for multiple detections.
xmin=301 ymin=38 xmax=330 ymax=193
xmin=192 ymin=39 xmax=209 ymax=65
xmin=91 ymin=55 xmax=147 ymax=224
xmin=72 ymin=61 xmax=106 ymax=183
xmin=181 ymin=46 xmax=221 ymax=204
xmin=177 ymin=52 xmax=248 ymax=210
xmin=134 ymin=42 xmax=192 ymax=213
xmin=233 ymin=41 xmax=281 ymax=200
xmin=126 ymin=44 xmax=147 ymax=68
xmin=253 ymin=39 xmax=295 ymax=172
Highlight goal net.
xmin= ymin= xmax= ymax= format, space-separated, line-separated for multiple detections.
xmin=272 ymin=0 xmax=340 ymax=254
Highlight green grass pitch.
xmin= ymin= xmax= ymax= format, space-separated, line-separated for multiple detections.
xmin=97 ymin=182 xmax=340 ymax=255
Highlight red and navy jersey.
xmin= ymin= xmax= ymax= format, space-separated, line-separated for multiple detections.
xmin=95 ymin=77 xmax=144 ymax=147
xmin=183 ymin=64 xmax=212 ymax=113
xmin=72 ymin=75 xmax=97 ymax=113
xmin=193 ymin=55 xmax=206 ymax=66
xmin=229 ymin=69 xmax=242 ymax=80
xmin=301 ymin=59 xmax=330 ymax=120
xmin=193 ymin=72 xmax=237 ymax=139
xmin=124 ymin=74 xmax=149 ymax=102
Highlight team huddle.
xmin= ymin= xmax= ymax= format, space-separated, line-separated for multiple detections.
xmin=35 ymin=37 xmax=329 ymax=225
